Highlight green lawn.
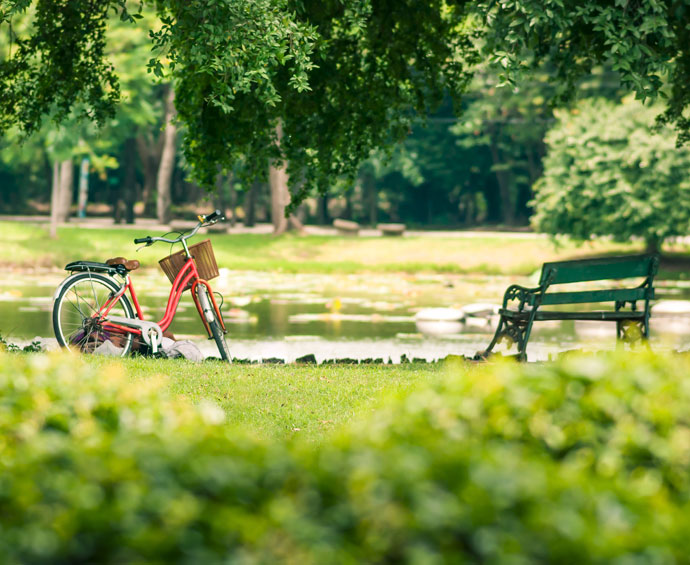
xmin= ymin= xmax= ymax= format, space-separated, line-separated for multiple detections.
xmin=0 ymin=220 xmax=663 ymax=275
xmin=84 ymin=355 xmax=442 ymax=442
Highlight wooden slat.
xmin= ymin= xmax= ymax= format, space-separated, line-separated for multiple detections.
xmin=535 ymin=310 xmax=646 ymax=321
xmin=539 ymin=254 xmax=656 ymax=285
xmin=537 ymin=287 xmax=651 ymax=306
xmin=499 ymin=308 xmax=646 ymax=321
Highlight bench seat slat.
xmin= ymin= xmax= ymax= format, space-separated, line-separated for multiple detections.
xmin=499 ymin=308 xmax=646 ymax=321
xmin=536 ymin=287 xmax=652 ymax=306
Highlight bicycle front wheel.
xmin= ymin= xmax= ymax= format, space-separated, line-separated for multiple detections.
xmin=53 ymin=272 xmax=136 ymax=356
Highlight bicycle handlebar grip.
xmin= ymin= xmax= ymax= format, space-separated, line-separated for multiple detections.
xmin=134 ymin=236 xmax=152 ymax=245
xmin=205 ymin=210 xmax=224 ymax=223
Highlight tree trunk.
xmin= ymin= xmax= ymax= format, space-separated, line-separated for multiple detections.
xmin=467 ymin=192 xmax=476 ymax=225
xmin=269 ymin=121 xmax=290 ymax=234
xmin=224 ymin=173 xmax=237 ymax=228
xmin=361 ymin=172 xmax=377 ymax=227
xmin=137 ymin=133 xmax=160 ymax=217
xmin=483 ymin=176 xmax=502 ymax=224
xmin=49 ymin=160 xmax=60 ymax=239
xmin=228 ymin=177 xmax=237 ymax=227
xmin=244 ymin=181 xmax=258 ymax=227
xmin=213 ymin=171 xmax=237 ymax=227
xmin=122 ymin=137 xmax=137 ymax=224
xmin=214 ymin=169 xmax=226 ymax=213
xmin=317 ymin=195 xmax=330 ymax=225
xmin=111 ymin=183 xmax=123 ymax=224
xmin=288 ymin=212 xmax=304 ymax=231
xmin=157 ymin=85 xmax=177 ymax=225
xmin=488 ymin=136 xmax=515 ymax=225
xmin=645 ymin=236 xmax=662 ymax=255
xmin=343 ymin=190 xmax=353 ymax=221
xmin=269 ymin=163 xmax=289 ymax=234
xmin=77 ymin=158 xmax=89 ymax=218
xmin=57 ymin=159 xmax=73 ymax=223
xmin=525 ymin=145 xmax=541 ymax=185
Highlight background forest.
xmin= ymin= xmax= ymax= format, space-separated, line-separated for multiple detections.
xmin=1 ymin=2 xmax=689 ymax=254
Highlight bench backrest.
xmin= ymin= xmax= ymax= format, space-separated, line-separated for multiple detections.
xmin=539 ymin=254 xmax=659 ymax=286
xmin=531 ymin=254 xmax=659 ymax=307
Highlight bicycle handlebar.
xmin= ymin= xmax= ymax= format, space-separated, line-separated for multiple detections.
xmin=204 ymin=210 xmax=223 ymax=223
xmin=133 ymin=211 xmax=225 ymax=247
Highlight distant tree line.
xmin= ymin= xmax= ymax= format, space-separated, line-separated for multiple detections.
xmin=1 ymin=0 xmax=690 ymax=248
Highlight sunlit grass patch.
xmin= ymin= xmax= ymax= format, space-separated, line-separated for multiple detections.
xmin=84 ymin=355 xmax=442 ymax=442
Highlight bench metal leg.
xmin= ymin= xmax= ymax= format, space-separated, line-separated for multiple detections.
xmin=615 ymin=300 xmax=652 ymax=350
xmin=481 ymin=314 xmax=533 ymax=361
xmin=481 ymin=317 xmax=505 ymax=358
xmin=617 ymin=319 xmax=651 ymax=349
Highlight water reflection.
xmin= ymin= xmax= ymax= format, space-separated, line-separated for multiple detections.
xmin=1 ymin=269 xmax=689 ymax=361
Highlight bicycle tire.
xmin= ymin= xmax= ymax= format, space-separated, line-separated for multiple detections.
xmin=196 ymin=285 xmax=231 ymax=362
xmin=53 ymin=272 xmax=136 ymax=356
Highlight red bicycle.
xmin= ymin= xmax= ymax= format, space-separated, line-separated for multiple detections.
xmin=52 ymin=211 xmax=231 ymax=361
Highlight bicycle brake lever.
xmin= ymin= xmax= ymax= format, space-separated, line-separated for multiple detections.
xmin=136 ymin=244 xmax=150 ymax=252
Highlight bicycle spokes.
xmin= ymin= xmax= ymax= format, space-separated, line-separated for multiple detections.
xmin=55 ymin=276 xmax=134 ymax=355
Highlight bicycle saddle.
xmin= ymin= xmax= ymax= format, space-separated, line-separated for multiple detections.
xmin=64 ymin=261 xmax=129 ymax=275
xmin=106 ymin=257 xmax=141 ymax=271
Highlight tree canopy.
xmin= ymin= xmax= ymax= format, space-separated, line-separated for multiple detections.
xmin=1 ymin=0 xmax=689 ymax=204
xmin=477 ymin=0 xmax=690 ymax=140
xmin=532 ymin=97 xmax=690 ymax=251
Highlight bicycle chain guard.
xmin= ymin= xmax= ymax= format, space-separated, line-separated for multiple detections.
xmin=106 ymin=316 xmax=163 ymax=351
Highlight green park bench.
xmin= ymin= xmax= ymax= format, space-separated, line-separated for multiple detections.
xmin=481 ymin=254 xmax=659 ymax=361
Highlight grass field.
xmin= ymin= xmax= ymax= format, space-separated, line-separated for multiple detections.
xmin=0 ymin=221 xmax=665 ymax=275
xmin=84 ymin=355 xmax=442 ymax=442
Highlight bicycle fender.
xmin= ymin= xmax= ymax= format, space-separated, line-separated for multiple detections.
xmin=53 ymin=272 xmax=116 ymax=301
xmin=197 ymin=288 xmax=215 ymax=323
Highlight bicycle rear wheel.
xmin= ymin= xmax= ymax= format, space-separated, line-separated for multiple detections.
xmin=53 ymin=272 xmax=136 ymax=356
xmin=196 ymin=285 xmax=231 ymax=362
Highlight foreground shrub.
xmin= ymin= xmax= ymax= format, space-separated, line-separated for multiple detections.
xmin=1 ymin=351 xmax=690 ymax=563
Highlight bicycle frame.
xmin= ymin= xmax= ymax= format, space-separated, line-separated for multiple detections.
xmin=98 ymin=255 xmax=226 ymax=339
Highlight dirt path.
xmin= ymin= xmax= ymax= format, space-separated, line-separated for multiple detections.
xmin=0 ymin=214 xmax=545 ymax=239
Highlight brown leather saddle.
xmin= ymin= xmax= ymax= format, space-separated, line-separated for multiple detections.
xmin=106 ymin=257 xmax=141 ymax=271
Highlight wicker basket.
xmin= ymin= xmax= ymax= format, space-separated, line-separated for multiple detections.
xmin=159 ymin=239 xmax=219 ymax=287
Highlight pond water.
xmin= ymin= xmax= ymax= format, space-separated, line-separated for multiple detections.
xmin=1 ymin=269 xmax=689 ymax=361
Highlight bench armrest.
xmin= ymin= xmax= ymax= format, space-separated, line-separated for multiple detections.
xmin=502 ymin=284 xmax=548 ymax=311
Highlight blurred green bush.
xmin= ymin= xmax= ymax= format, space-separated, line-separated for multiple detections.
xmin=2 ymin=351 xmax=690 ymax=563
